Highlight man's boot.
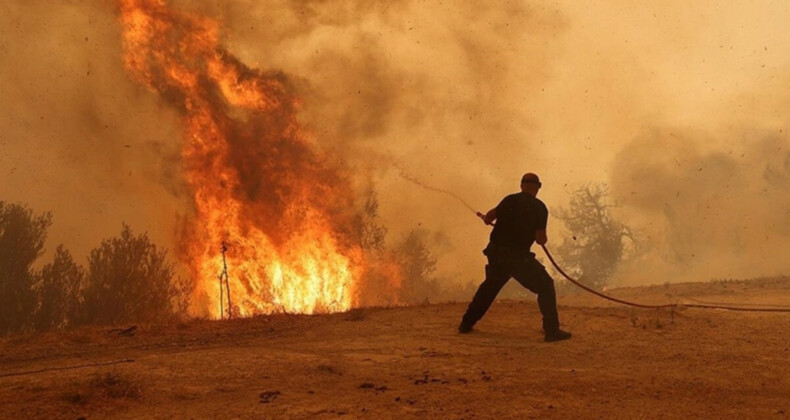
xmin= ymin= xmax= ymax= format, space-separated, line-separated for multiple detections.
xmin=458 ymin=321 xmax=474 ymax=334
xmin=544 ymin=329 xmax=572 ymax=342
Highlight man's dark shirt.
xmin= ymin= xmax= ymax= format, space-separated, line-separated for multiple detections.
xmin=489 ymin=192 xmax=548 ymax=251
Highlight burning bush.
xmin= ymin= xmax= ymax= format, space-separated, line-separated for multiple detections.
xmin=0 ymin=195 xmax=440 ymax=335
xmin=117 ymin=0 xmax=406 ymax=317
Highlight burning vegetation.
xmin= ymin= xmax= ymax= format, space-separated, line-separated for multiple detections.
xmin=4 ymin=1 xmax=789 ymax=336
xmin=2 ymin=1 xmax=457 ymax=335
xmin=118 ymin=0 xmax=402 ymax=318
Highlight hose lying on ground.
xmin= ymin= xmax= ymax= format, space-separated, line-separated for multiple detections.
xmin=540 ymin=244 xmax=790 ymax=313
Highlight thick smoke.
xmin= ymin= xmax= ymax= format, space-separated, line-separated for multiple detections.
xmin=2 ymin=0 xmax=790 ymax=294
xmin=201 ymin=0 xmax=790 ymax=286
xmin=611 ymin=129 xmax=790 ymax=284
xmin=0 ymin=1 xmax=186 ymax=259
xmin=2 ymin=0 xmax=567 ymax=284
xmin=199 ymin=0 xmax=568 ymax=283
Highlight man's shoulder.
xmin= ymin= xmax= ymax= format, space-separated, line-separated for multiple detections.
xmin=497 ymin=192 xmax=521 ymax=206
xmin=521 ymin=194 xmax=548 ymax=214
xmin=511 ymin=192 xmax=546 ymax=205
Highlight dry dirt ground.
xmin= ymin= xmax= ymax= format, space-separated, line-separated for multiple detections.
xmin=2 ymin=278 xmax=790 ymax=419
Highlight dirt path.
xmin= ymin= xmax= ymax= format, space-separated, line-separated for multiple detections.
xmin=2 ymin=280 xmax=790 ymax=419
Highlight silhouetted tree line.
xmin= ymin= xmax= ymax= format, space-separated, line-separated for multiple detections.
xmin=3 ymin=183 xmax=631 ymax=335
xmin=0 ymin=201 xmax=189 ymax=336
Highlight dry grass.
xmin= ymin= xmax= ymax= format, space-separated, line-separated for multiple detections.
xmin=316 ymin=364 xmax=342 ymax=375
xmin=91 ymin=371 xmax=142 ymax=399
xmin=61 ymin=370 xmax=142 ymax=405
xmin=3 ymin=277 xmax=789 ymax=419
xmin=344 ymin=308 xmax=367 ymax=322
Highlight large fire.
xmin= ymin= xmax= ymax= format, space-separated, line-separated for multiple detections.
xmin=117 ymin=0 xmax=394 ymax=318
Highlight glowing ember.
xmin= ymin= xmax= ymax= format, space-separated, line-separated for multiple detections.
xmin=117 ymin=0 xmax=383 ymax=318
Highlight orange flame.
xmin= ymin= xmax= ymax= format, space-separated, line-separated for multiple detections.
xmin=118 ymin=0 xmax=390 ymax=318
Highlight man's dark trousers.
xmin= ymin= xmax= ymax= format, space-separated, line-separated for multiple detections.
xmin=461 ymin=245 xmax=560 ymax=332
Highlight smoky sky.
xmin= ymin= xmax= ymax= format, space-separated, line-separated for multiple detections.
xmin=2 ymin=0 xmax=789 ymax=286
xmin=611 ymin=130 xmax=790 ymax=283
xmin=0 ymin=1 xmax=186 ymax=259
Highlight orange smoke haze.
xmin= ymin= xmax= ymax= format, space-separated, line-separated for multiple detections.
xmin=2 ymin=0 xmax=790 ymax=311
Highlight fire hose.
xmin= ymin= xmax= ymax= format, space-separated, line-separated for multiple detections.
xmin=394 ymin=169 xmax=790 ymax=313
xmin=474 ymin=212 xmax=790 ymax=313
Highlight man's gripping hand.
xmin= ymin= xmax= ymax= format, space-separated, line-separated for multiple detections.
xmin=476 ymin=210 xmax=496 ymax=226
